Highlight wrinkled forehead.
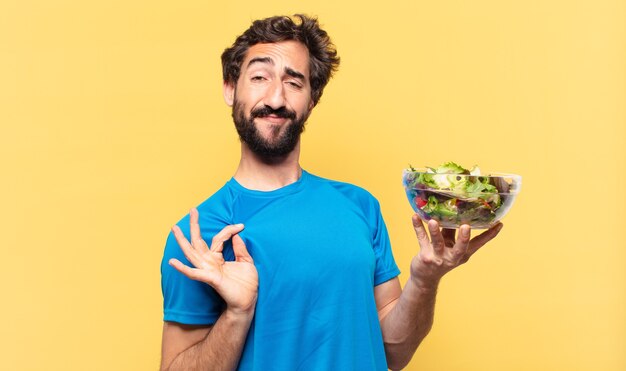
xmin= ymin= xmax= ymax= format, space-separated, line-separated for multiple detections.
xmin=241 ymin=41 xmax=311 ymax=77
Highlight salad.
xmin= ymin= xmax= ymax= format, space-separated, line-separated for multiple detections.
xmin=403 ymin=162 xmax=512 ymax=228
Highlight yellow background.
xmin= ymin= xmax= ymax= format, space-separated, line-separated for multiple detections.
xmin=1 ymin=0 xmax=624 ymax=370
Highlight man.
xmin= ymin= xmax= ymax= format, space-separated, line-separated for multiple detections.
xmin=160 ymin=14 xmax=502 ymax=371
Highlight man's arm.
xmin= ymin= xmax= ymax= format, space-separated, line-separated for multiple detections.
xmin=160 ymin=208 xmax=259 ymax=370
xmin=160 ymin=308 xmax=254 ymax=370
xmin=160 ymin=322 xmax=212 ymax=370
xmin=376 ymin=215 xmax=503 ymax=370
xmin=376 ymin=276 xmax=437 ymax=370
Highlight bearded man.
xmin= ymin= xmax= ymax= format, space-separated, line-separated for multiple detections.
xmin=160 ymin=14 xmax=502 ymax=371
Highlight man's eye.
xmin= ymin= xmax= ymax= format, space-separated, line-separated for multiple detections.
xmin=286 ymin=81 xmax=302 ymax=88
xmin=251 ymin=76 xmax=266 ymax=81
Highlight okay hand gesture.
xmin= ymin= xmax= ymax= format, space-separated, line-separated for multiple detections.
xmin=169 ymin=208 xmax=259 ymax=315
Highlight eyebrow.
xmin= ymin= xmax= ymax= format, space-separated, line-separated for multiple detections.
xmin=247 ymin=57 xmax=274 ymax=67
xmin=285 ymin=67 xmax=305 ymax=81
xmin=247 ymin=57 xmax=306 ymax=81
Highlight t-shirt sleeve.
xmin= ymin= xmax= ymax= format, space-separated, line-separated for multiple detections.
xmin=371 ymin=200 xmax=401 ymax=286
xmin=161 ymin=227 xmax=225 ymax=325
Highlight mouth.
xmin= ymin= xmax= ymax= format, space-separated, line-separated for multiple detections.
xmin=256 ymin=114 xmax=290 ymax=125
xmin=250 ymin=105 xmax=296 ymax=125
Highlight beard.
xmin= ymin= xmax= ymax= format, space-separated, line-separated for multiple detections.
xmin=232 ymin=99 xmax=309 ymax=159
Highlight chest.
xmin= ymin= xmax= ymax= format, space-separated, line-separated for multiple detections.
xmin=233 ymin=191 xmax=376 ymax=294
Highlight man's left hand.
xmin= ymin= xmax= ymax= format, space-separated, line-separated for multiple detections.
xmin=409 ymin=214 xmax=503 ymax=289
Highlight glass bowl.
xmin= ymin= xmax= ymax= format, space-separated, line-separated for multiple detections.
xmin=402 ymin=169 xmax=522 ymax=229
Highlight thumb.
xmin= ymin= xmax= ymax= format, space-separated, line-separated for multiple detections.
xmin=232 ymin=234 xmax=253 ymax=263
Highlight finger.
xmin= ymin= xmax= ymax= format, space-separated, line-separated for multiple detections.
xmin=442 ymin=228 xmax=456 ymax=248
xmin=467 ymin=222 xmax=503 ymax=257
xmin=457 ymin=225 xmax=471 ymax=245
xmin=171 ymin=225 xmax=203 ymax=267
xmin=452 ymin=225 xmax=471 ymax=259
xmin=189 ymin=208 xmax=209 ymax=253
xmin=169 ymin=258 xmax=214 ymax=285
xmin=428 ymin=219 xmax=445 ymax=255
xmin=210 ymin=224 xmax=245 ymax=253
xmin=232 ymin=234 xmax=253 ymax=263
xmin=412 ymin=214 xmax=431 ymax=249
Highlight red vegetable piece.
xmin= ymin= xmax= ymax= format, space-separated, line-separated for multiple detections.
xmin=415 ymin=196 xmax=427 ymax=208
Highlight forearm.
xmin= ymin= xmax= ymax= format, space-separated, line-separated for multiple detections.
xmin=380 ymin=277 xmax=439 ymax=370
xmin=165 ymin=309 xmax=254 ymax=371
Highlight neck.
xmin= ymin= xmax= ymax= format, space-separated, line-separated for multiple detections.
xmin=234 ymin=141 xmax=302 ymax=191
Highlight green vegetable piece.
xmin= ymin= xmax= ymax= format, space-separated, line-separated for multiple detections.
xmin=469 ymin=165 xmax=481 ymax=176
xmin=446 ymin=174 xmax=470 ymax=192
xmin=417 ymin=172 xmax=438 ymax=189
xmin=435 ymin=204 xmax=457 ymax=217
xmin=435 ymin=162 xmax=470 ymax=174
xmin=422 ymin=195 xmax=439 ymax=213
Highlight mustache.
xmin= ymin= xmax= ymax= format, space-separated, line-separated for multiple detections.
xmin=250 ymin=106 xmax=297 ymax=120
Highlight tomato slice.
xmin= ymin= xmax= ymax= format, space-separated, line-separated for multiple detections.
xmin=414 ymin=196 xmax=427 ymax=208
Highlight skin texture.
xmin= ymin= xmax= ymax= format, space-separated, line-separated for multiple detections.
xmin=229 ymin=42 xmax=312 ymax=159
xmin=160 ymin=40 xmax=504 ymax=371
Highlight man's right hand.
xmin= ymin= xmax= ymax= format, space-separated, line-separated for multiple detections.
xmin=169 ymin=208 xmax=258 ymax=316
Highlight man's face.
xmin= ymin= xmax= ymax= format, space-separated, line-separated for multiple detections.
xmin=225 ymin=41 xmax=315 ymax=158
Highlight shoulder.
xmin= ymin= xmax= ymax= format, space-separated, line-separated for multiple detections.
xmin=161 ymin=181 xmax=236 ymax=277
xmin=162 ymin=181 xmax=237 ymax=255
xmin=170 ymin=181 xmax=237 ymax=229
xmin=305 ymin=171 xmax=381 ymax=210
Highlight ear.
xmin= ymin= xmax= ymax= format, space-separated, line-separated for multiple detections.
xmin=223 ymin=81 xmax=235 ymax=107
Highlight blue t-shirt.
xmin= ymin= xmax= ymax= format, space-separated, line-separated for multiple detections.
xmin=161 ymin=170 xmax=400 ymax=370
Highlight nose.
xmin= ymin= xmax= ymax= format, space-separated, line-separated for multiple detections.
xmin=263 ymin=80 xmax=286 ymax=110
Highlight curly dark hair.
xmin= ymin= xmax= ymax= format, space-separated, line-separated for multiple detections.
xmin=221 ymin=14 xmax=340 ymax=105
